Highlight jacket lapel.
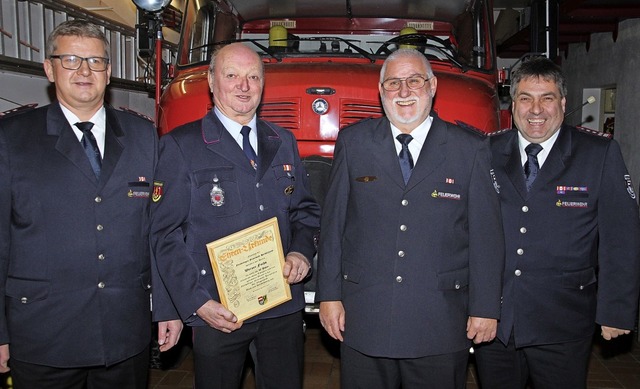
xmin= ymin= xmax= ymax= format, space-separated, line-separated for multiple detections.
xmin=256 ymin=121 xmax=282 ymax=181
xmin=499 ymin=132 xmax=529 ymax=200
xmin=49 ymin=103 xmax=98 ymax=183
xmin=370 ymin=118 xmax=406 ymax=189
xmin=534 ymin=126 xmax=570 ymax=190
xmin=405 ymin=115 xmax=447 ymax=190
xmin=99 ymin=107 xmax=125 ymax=189
xmin=201 ymin=111 xmax=259 ymax=175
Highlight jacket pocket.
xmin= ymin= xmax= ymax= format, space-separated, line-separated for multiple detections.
xmin=5 ymin=277 xmax=50 ymax=304
xmin=342 ymin=260 xmax=363 ymax=284
xmin=193 ymin=167 xmax=242 ymax=217
xmin=437 ymin=268 xmax=469 ymax=290
xmin=561 ymin=267 xmax=596 ymax=290
xmin=139 ymin=269 xmax=152 ymax=290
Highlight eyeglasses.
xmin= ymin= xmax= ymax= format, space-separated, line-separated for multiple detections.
xmin=49 ymin=55 xmax=110 ymax=72
xmin=381 ymin=76 xmax=430 ymax=92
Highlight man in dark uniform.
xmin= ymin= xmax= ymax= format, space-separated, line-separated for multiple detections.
xmin=0 ymin=20 xmax=182 ymax=388
xmin=475 ymin=57 xmax=640 ymax=389
xmin=150 ymin=43 xmax=320 ymax=389
xmin=316 ymin=48 xmax=505 ymax=389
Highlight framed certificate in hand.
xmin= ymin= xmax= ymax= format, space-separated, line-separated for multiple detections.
xmin=206 ymin=217 xmax=291 ymax=321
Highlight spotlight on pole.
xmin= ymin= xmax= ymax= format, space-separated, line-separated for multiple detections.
xmin=132 ymin=0 xmax=171 ymax=12
xmin=132 ymin=0 xmax=172 ymax=124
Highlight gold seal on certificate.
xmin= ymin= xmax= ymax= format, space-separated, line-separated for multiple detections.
xmin=206 ymin=217 xmax=291 ymax=321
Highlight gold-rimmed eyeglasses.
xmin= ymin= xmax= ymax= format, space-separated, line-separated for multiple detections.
xmin=49 ymin=55 xmax=110 ymax=72
xmin=381 ymin=75 xmax=430 ymax=92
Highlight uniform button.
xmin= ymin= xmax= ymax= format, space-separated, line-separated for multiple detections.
xmin=96 ymin=224 xmax=103 ymax=231
xmin=455 ymin=283 xmax=461 ymax=290
xmin=95 ymin=196 xmax=102 ymax=203
xmin=401 ymin=199 xmax=409 ymax=206
xmin=20 ymin=297 xmax=27 ymax=304
xmin=200 ymin=269 xmax=207 ymax=275
xmin=517 ymin=248 xmax=524 ymax=255
xmin=398 ymin=251 xmax=405 ymax=257
xmin=522 ymin=206 xmax=529 ymax=212
xmin=400 ymin=225 xmax=407 ymax=231
xmin=396 ymin=276 xmax=403 ymax=283
xmin=343 ymin=275 xmax=348 ymax=280
xmin=520 ymin=227 xmax=527 ymax=234
xmin=259 ymin=205 xmax=264 ymax=211
xmin=98 ymin=253 xmax=105 ymax=260
xmin=515 ymin=269 xmax=522 ymax=276
xmin=256 ymin=183 xmax=261 ymax=188
xmin=579 ymin=285 xmax=584 ymax=290
xmin=98 ymin=282 xmax=105 ymax=289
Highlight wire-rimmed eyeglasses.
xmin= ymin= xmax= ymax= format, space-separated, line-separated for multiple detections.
xmin=381 ymin=75 xmax=430 ymax=92
xmin=49 ymin=55 xmax=110 ymax=72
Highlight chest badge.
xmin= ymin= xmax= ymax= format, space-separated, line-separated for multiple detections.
xmin=210 ymin=176 xmax=225 ymax=206
xmin=285 ymin=185 xmax=295 ymax=195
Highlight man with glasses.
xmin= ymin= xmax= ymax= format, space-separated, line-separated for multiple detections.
xmin=316 ymin=48 xmax=505 ymax=388
xmin=0 ymin=19 xmax=181 ymax=388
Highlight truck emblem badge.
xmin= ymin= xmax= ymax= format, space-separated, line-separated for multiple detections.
xmin=312 ymin=98 xmax=329 ymax=115
xmin=210 ymin=176 xmax=225 ymax=206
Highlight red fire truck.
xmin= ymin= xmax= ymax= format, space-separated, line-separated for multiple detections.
xmin=158 ymin=0 xmax=506 ymax=310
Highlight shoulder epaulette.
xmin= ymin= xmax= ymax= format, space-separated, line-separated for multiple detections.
xmin=575 ymin=126 xmax=612 ymax=139
xmin=455 ymin=120 xmax=488 ymax=137
xmin=0 ymin=103 xmax=38 ymax=120
xmin=487 ymin=127 xmax=514 ymax=137
xmin=118 ymin=106 xmax=155 ymax=123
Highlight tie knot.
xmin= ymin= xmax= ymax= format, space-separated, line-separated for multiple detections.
xmin=75 ymin=121 xmax=95 ymax=133
xmin=240 ymin=126 xmax=252 ymax=137
xmin=396 ymin=133 xmax=413 ymax=146
xmin=525 ymin=143 xmax=543 ymax=157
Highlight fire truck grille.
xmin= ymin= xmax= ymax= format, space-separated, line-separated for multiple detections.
xmin=340 ymin=99 xmax=383 ymax=128
xmin=259 ymin=99 xmax=301 ymax=131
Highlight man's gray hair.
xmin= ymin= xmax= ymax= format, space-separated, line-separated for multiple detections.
xmin=379 ymin=49 xmax=434 ymax=83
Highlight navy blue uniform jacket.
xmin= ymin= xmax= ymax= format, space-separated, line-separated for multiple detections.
xmin=316 ymin=115 xmax=505 ymax=358
xmin=0 ymin=102 xmax=157 ymax=367
xmin=491 ymin=126 xmax=640 ymax=347
xmin=150 ymin=111 xmax=320 ymax=325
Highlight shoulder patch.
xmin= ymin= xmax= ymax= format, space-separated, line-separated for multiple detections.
xmin=488 ymin=127 xmax=515 ymax=137
xmin=455 ymin=120 xmax=488 ymax=137
xmin=575 ymin=126 xmax=612 ymax=139
xmin=118 ymin=107 xmax=155 ymax=123
xmin=0 ymin=103 xmax=38 ymax=120
xmin=152 ymin=181 xmax=164 ymax=202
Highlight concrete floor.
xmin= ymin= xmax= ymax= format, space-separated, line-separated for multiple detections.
xmin=148 ymin=316 xmax=640 ymax=389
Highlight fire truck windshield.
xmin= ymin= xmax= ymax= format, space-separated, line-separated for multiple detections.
xmin=176 ymin=0 xmax=494 ymax=72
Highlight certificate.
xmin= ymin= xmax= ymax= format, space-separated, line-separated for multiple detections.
xmin=206 ymin=217 xmax=291 ymax=321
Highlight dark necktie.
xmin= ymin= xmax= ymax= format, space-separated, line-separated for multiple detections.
xmin=397 ymin=134 xmax=414 ymax=185
xmin=524 ymin=143 xmax=543 ymax=191
xmin=240 ymin=126 xmax=258 ymax=170
xmin=76 ymin=121 xmax=101 ymax=178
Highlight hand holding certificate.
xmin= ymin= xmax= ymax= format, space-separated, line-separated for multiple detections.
xmin=206 ymin=217 xmax=292 ymax=322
